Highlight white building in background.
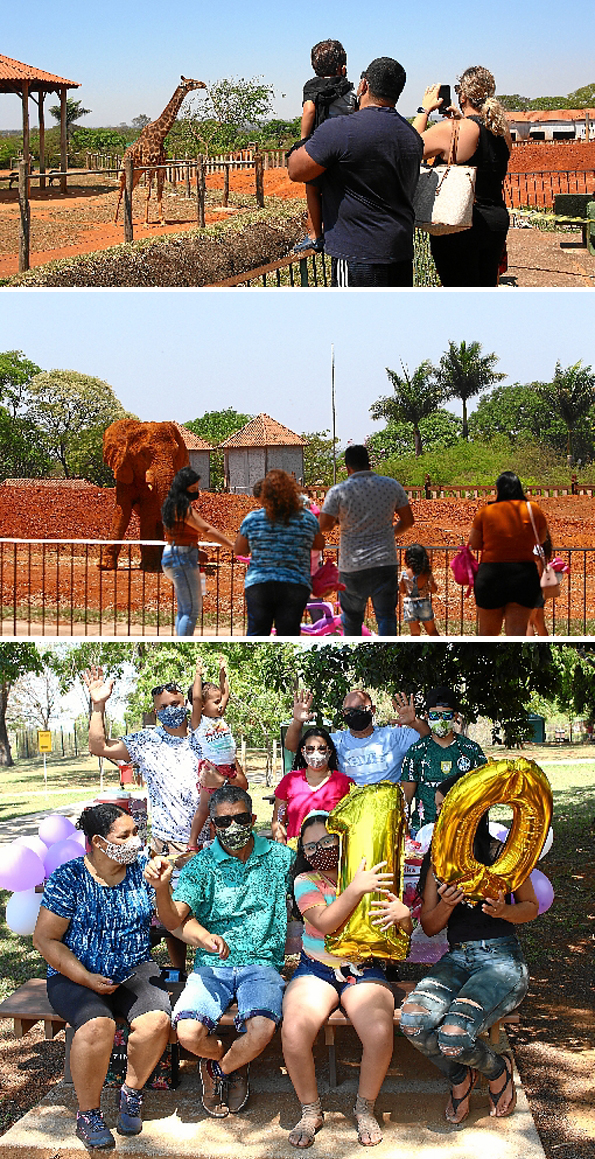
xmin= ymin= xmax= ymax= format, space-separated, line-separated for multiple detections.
xmin=506 ymin=108 xmax=595 ymax=141
xmin=174 ymin=423 xmax=213 ymax=489
xmin=220 ymin=413 xmax=306 ymax=495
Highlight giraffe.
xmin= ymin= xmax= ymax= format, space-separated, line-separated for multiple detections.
xmin=114 ymin=76 xmax=206 ymax=225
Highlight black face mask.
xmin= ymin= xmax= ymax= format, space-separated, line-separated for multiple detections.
xmin=344 ymin=708 xmax=373 ymax=732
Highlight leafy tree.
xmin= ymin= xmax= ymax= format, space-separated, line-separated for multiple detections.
xmin=185 ymin=409 xmax=253 ymax=490
xmin=566 ymin=82 xmax=595 ymax=108
xmin=437 ymin=340 xmax=505 ymax=440
xmin=498 ymin=94 xmax=532 ymax=111
xmin=132 ymin=114 xmax=151 ymax=129
xmin=7 ymin=666 xmax=61 ymax=731
xmin=265 ymin=642 xmax=560 ymax=745
xmin=26 ymin=370 xmax=130 ymax=479
xmin=469 ymin=383 xmax=595 ymax=462
xmin=0 ymin=349 xmax=42 ymax=418
xmin=537 ymin=361 xmax=595 ymax=463
xmin=0 ymin=406 xmax=53 ymax=481
xmin=0 ymin=644 xmax=44 ymax=766
xmin=370 ymin=361 xmax=445 ymax=457
xmin=301 ymin=430 xmax=342 ymax=486
xmin=175 ymin=77 xmax=274 ymax=156
xmin=70 ymin=128 xmax=128 ymax=155
xmin=367 ymin=410 xmax=462 ymax=465
xmin=48 ymin=98 xmax=92 ymax=139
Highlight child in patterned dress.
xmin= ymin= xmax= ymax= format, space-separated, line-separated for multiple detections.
xmin=186 ymin=657 xmax=248 ymax=851
xmin=399 ymin=544 xmax=439 ymax=636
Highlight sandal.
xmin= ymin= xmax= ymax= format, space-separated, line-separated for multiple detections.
xmin=444 ymin=1067 xmax=478 ymax=1125
xmin=488 ymin=1054 xmax=517 ymax=1118
xmin=288 ymin=1099 xmax=324 ymax=1148
xmin=354 ymin=1095 xmax=383 ymax=1147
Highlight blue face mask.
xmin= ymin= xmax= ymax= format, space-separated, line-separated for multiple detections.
xmin=156 ymin=704 xmax=188 ymax=729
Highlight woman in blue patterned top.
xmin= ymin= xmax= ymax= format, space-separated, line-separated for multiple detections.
xmin=234 ymin=469 xmax=325 ymax=636
xmin=33 ymin=804 xmax=172 ymax=1151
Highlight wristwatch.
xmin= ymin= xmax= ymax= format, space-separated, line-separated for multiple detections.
xmin=416 ymin=106 xmax=429 ymax=115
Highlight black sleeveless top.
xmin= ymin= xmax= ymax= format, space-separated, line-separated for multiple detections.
xmin=446 ymin=894 xmax=516 ymax=948
xmin=465 ymin=115 xmax=510 ymax=231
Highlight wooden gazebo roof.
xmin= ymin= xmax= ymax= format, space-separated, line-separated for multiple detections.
xmin=0 ymin=54 xmax=79 ymax=94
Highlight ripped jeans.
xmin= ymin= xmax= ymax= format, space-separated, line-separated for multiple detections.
xmin=400 ymin=936 xmax=528 ymax=1086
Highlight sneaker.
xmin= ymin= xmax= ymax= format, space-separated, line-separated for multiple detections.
xmin=75 ymin=1109 xmax=115 ymax=1150
xmin=117 ymin=1084 xmax=143 ymax=1136
xmin=199 ymin=1058 xmax=229 ymax=1118
xmin=293 ymin=235 xmax=324 ymax=255
xmin=227 ymin=1063 xmax=250 ymax=1113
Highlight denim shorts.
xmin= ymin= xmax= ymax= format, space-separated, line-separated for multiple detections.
xmin=403 ymin=596 xmax=434 ymax=623
xmin=172 ymin=964 xmax=285 ymax=1033
xmin=291 ymin=951 xmax=389 ymax=997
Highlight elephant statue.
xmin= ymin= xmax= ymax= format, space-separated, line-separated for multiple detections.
xmin=101 ymin=419 xmax=190 ymax=571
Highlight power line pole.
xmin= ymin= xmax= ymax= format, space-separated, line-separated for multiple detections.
xmin=331 ymin=343 xmax=337 ymax=485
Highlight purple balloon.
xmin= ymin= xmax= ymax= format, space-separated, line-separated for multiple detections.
xmin=38 ymin=815 xmax=76 ymax=846
xmin=43 ymin=839 xmax=83 ymax=877
xmin=71 ymin=830 xmax=87 ymax=850
xmin=530 ymin=869 xmax=555 ymax=915
xmin=14 ymin=836 xmax=49 ymax=861
xmin=0 ymin=844 xmax=45 ymax=891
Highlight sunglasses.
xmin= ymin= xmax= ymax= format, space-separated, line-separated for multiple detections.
xmin=428 ymin=709 xmax=455 ymax=721
xmin=212 ymin=812 xmax=252 ymax=830
xmin=303 ymin=745 xmax=330 ymax=755
xmin=302 ymin=834 xmax=339 ymax=857
xmin=151 ymin=682 xmax=182 ymax=697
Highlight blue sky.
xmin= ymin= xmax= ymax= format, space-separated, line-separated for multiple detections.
xmin=2 ymin=0 xmax=593 ymax=127
xmin=1 ymin=290 xmax=593 ymax=443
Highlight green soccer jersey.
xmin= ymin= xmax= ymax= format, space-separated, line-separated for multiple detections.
xmin=401 ymin=734 xmax=487 ymax=831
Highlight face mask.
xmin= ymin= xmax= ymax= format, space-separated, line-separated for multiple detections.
xmin=308 ymin=845 xmax=340 ymax=872
xmin=99 ymin=835 xmax=142 ymax=865
xmin=344 ymin=708 xmax=373 ymax=732
xmin=430 ymin=719 xmax=452 ymax=739
xmin=302 ymin=750 xmax=329 ymax=771
xmin=219 ymin=821 xmax=253 ymax=851
xmin=156 ymin=704 xmax=188 ymax=729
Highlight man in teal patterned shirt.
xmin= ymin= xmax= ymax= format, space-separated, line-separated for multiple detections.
xmin=401 ymin=687 xmax=487 ymax=832
xmin=148 ymin=784 xmax=294 ymax=1120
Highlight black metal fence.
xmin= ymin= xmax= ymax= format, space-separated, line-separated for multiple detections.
xmin=1 ymin=538 xmax=592 ymax=637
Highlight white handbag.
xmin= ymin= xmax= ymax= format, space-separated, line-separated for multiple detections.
xmin=413 ymin=120 xmax=476 ymax=235
xmin=527 ymin=503 xmax=560 ymax=601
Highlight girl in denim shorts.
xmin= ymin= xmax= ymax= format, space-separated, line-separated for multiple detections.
xmin=399 ymin=544 xmax=439 ymax=636
xmin=281 ymin=811 xmax=412 ymax=1148
xmin=400 ymin=772 xmax=539 ymax=1126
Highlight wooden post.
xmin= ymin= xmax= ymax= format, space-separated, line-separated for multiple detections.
xmin=255 ymin=152 xmax=264 ymax=208
xmin=223 ymin=164 xmax=230 ymax=207
xmin=60 ymin=88 xmax=68 ymax=194
xmin=124 ymin=156 xmax=134 ymax=242
xmin=196 ymin=156 xmax=205 ymax=227
xmin=185 ymin=153 xmax=190 ymax=198
xmin=38 ymin=92 xmax=46 ymax=191
xmin=241 ymin=736 xmax=247 ymax=770
xmin=18 ymin=160 xmax=30 ymax=273
xmin=21 ymin=81 xmax=30 ymax=178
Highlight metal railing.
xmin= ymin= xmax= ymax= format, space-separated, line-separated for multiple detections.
xmin=1 ymin=538 xmax=592 ymax=637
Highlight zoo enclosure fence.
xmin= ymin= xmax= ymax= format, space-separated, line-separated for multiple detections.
xmin=1 ymin=538 xmax=592 ymax=638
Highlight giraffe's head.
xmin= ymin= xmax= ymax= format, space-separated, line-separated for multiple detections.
xmin=180 ymin=75 xmax=207 ymax=93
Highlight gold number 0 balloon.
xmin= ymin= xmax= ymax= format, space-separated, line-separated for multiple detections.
xmin=325 ymin=782 xmax=409 ymax=962
xmin=432 ymin=758 xmax=553 ymax=903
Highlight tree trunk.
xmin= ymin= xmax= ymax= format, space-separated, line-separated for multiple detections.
xmin=0 ymin=683 xmax=14 ymax=767
xmin=413 ymin=426 xmax=423 ymax=457
xmin=462 ymin=399 xmax=469 ymax=440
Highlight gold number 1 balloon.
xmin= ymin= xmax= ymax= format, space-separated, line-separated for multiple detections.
xmin=325 ymin=782 xmax=409 ymax=962
xmin=432 ymin=758 xmax=553 ymax=903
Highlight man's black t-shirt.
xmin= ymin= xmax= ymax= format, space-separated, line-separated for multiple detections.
xmin=305 ymin=106 xmax=423 ymax=264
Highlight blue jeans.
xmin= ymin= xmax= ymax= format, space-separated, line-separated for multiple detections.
xmin=161 ymin=545 xmax=201 ymax=636
xmin=400 ymin=936 xmax=529 ymax=1084
xmin=245 ymin=581 xmax=310 ymax=636
xmin=171 ymin=965 xmax=286 ymax=1033
xmin=339 ymin=565 xmax=398 ymax=636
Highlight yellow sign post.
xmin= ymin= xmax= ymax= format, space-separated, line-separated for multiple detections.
xmin=38 ymin=731 xmax=52 ymax=788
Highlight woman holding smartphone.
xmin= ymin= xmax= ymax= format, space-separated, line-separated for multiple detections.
xmin=33 ymin=804 xmax=172 ymax=1151
xmin=413 ymin=66 xmax=512 ymax=286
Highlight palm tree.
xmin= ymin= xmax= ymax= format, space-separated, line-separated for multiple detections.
xmin=48 ymin=98 xmax=92 ymax=140
xmin=370 ymin=361 xmax=445 ymax=457
xmin=538 ymin=361 xmax=595 ymax=463
xmin=437 ymin=340 xmax=505 ymax=439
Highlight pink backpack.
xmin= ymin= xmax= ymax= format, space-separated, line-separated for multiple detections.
xmin=450 ymin=545 xmax=479 ymax=597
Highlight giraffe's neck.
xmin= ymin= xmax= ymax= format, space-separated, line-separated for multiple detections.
xmin=151 ymin=85 xmax=189 ymax=141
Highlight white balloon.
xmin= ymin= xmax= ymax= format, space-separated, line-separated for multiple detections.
xmin=5 ymin=889 xmax=42 ymax=936
xmin=538 ymin=827 xmax=553 ymax=860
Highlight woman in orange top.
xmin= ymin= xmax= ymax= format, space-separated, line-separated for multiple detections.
xmin=468 ymin=472 xmax=550 ymax=636
xmin=161 ymin=468 xmax=234 ymax=636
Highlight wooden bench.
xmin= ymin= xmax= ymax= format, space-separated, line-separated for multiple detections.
xmin=0 ymin=977 xmax=520 ymax=1090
